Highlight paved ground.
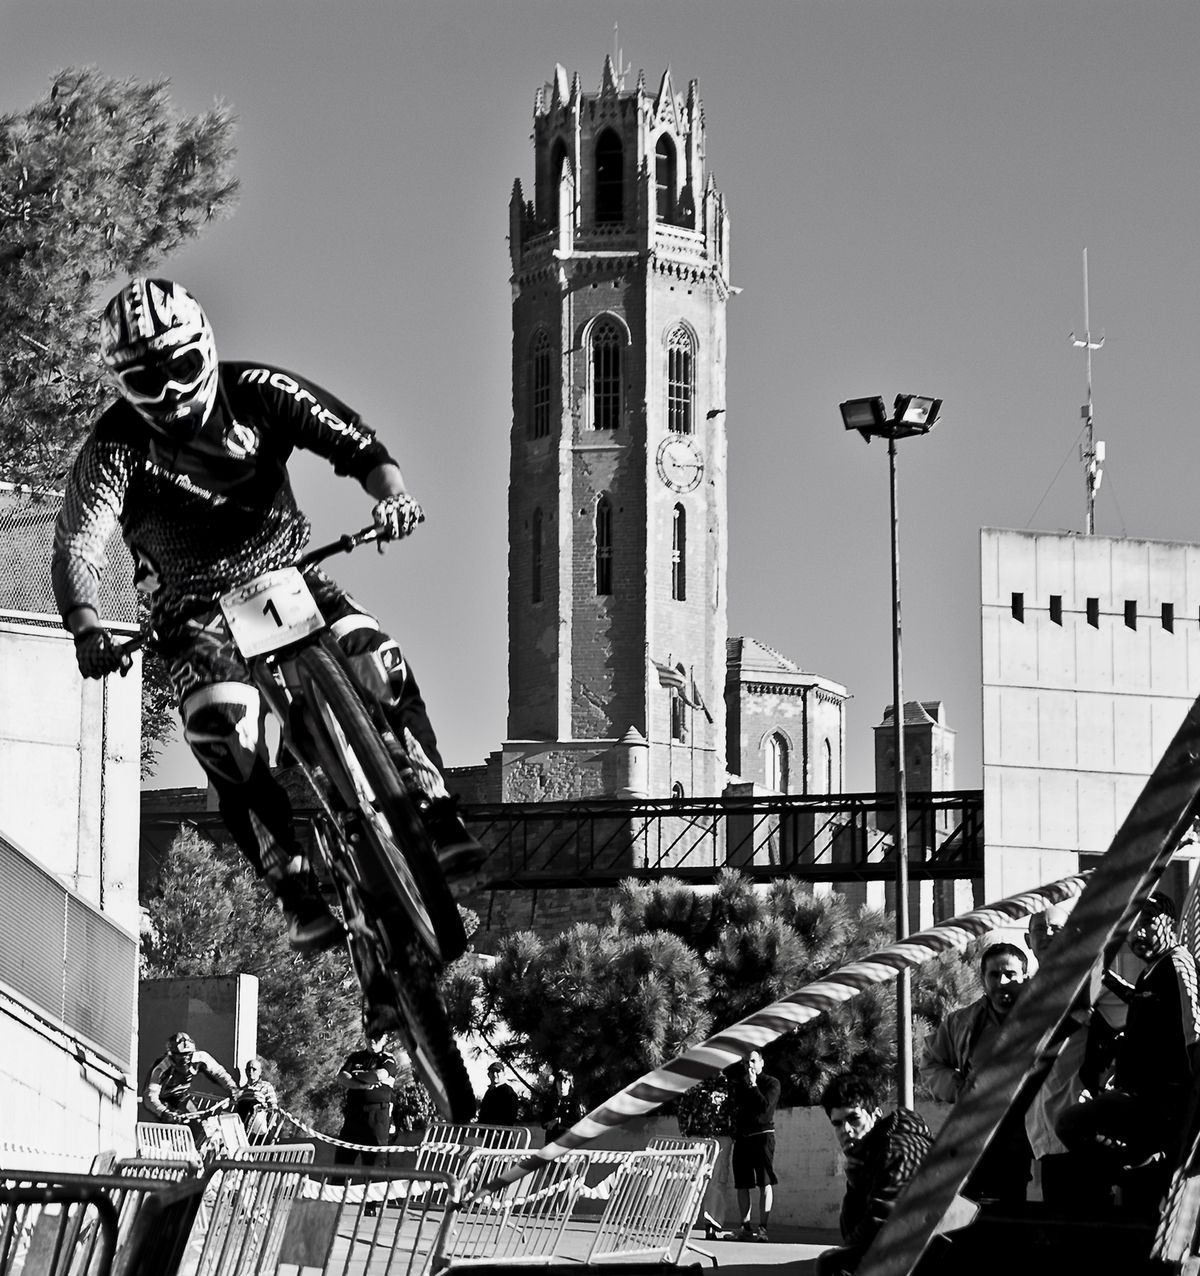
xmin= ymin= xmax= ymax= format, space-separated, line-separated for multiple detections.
xmin=524 ymin=1219 xmax=843 ymax=1271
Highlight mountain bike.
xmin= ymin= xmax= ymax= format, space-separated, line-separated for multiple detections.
xmin=126 ymin=527 xmax=476 ymax=1121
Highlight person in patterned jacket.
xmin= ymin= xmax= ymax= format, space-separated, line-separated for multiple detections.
xmin=52 ymin=278 xmax=483 ymax=956
xmin=817 ymin=1072 xmax=933 ymax=1276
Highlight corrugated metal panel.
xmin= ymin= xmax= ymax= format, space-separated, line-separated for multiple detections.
xmin=0 ymin=834 xmax=135 ymax=1068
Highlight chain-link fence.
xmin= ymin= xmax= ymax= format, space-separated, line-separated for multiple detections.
xmin=0 ymin=483 xmax=137 ymax=625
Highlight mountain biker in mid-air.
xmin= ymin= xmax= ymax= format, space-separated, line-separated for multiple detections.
xmin=51 ymin=277 xmax=484 ymax=958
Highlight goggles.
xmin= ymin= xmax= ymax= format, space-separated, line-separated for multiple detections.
xmin=114 ymin=338 xmax=211 ymax=404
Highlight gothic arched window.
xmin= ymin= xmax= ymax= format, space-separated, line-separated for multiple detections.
xmin=550 ymin=138 xmax=568 ymax=224
xmin=530 ymin=330 xmax=552 ymax=439
xmin=823 ymin=739 xmax=834 ymax=793
xmin=531 ymin=507 xmax=543 ymax=603
xmin=766 ymin=732 xmax=790 ymax=794
xmin=595 ymin=495 xmax=613 ymax=595
xmin=667 ymin=324 xmax=694 ymax=434
xmin=671 ymin=504 xmax=686 ymax=601
xmin=591 ymin=318 xmax=623 ymax=430
xmin=595 ymin=129 xmax=624 ymax=224
xmin=655 ymin=135 xmax=677 ymax=221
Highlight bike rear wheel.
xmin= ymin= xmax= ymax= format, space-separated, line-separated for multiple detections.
xmin=295 ymin=641 xmax=466 ymax=962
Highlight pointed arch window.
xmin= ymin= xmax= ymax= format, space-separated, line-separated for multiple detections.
xmin=595 ymin=129 xmax=624 ymax=224
xmin=766 ymin=732 xmax=790 ymax=794
xmin=595 ymin=495 xmax=613 ymax=595
xmin=550 ymin=138 xmax=568 ymax=225
xmin=530 ymin=330 xmax=552 ymax=439
xmin=823 ymin=739 xmax=834 ymax=793
xmin=531 ymin=507 xmax=543 ymax=603
xmin=667 ymin=325 xmax=694 ymax=434
xmin=670 ymin=694 xmax=687 ymax=743
xmin=671 ymin=504 xmax=686 ymax=601
xmin=591 ymin=318 xmax=623 ymax=430
xmin=655 ymin=135 xmax=677 ymax=221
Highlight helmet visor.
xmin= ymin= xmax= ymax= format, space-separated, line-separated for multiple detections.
xmin=115 ymin=340 xmax=210 ymax=405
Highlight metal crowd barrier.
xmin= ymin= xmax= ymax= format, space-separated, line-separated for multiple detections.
xmin=0 ymin=1166 xmax=204 ymax=1276
xmin=442 ymin=1149 xmax=590 ymax=1267
xmin=584 ymin=1147 xmax=711 ymax=1266
xmin=179 ymin=1160 xmax=459 ymax=1276
xmin=134 ymin=1123 xmax=201 ymax=1165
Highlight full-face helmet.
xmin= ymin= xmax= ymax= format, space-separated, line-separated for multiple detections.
xmin=167 ymin=1031 xmax=196 ymax=1063
xmin=100 ymin=278 xmax=218 ymax=437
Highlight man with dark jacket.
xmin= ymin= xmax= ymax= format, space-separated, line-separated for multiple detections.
xmin=817 ymin=1072 xmax=933 ymax=1275
xmin=729 ymin=1050 xmax=781 ymax=1241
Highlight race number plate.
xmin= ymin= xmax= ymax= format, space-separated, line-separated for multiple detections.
xmin=219 ymin=567 xmax=324 ymax=657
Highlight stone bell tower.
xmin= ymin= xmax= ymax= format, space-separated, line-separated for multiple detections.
xmin=502 ymin=57 xmax=732 ymax=799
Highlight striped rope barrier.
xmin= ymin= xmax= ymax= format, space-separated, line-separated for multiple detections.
xmin=274 ymin=1106 xmax=398 ymax=1155
xmin=477 ymin=870 xmax=1088 ymax=1193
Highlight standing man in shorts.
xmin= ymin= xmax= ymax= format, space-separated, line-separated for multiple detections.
xmin=729 ymin=1050 xmax=781 ymax=1240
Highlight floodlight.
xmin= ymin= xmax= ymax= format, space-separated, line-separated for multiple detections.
xmin=839 ymin=397 xmax=888 ymax=441
xmin=892 ymin=394 xmax=942 ymax=431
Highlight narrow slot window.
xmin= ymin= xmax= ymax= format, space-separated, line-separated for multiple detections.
xmin=1011 ymin=592 xmax=1024 ymax=622
xmin=1049 ymin=595 xmax=1063 ymax=625
xmin=1125 ymin=600 xmax=1137 ymax=630
xmin=1087 ymin=598 xmax=1099 ymax=628
xmin=1163 ymin=602 xmax=1175 ymax=633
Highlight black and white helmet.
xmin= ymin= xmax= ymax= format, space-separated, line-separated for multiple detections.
xmin=100 ymin=278 xmax=218 ymax=437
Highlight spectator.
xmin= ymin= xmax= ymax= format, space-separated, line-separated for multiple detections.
xmin=1022 ymin=903 xmax=1112 ymax=1210
xmin=729 ymin=1050 xmax=781 ymax=1241
xmin=1057 ymin=892 xmax=1200 ymax=1212
xmin=541 ymin=1072 xmax=584 ymax=1143
xmin=477 ymin=1062 xmax=520 ymax=1126
xmin=335 ymin=1034 xmax=397 ymax=1168
xmin=816 ymin=1071 xmax=934 ymax=1275
xmin=921 ymin=942 xmax=1033 ymax=1202
xmin=143 ymin=1031 xmax=239 ymax=1144
xmin=235 ymin=1057 xmax=280 ymax=1142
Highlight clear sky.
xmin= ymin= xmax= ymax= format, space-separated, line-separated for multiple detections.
xmin=6 ymin=1 xmax=1200 ymax=793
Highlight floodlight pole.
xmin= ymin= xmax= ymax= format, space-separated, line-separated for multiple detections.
xmin=887 ymin=430 xmax=914 ymax=1109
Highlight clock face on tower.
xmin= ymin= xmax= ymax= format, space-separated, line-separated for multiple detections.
xmin=656 ymin=436 xmax=705 ymax=493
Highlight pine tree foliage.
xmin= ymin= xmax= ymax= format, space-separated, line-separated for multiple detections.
xmin=481 ymin=923 xmax=712 ymax=1110
xmin=0 ymin=67 xmax=238 ymax=485
xmin=142 ymin=826 xmax=362 ymax=1133
xmin=485 ymin=872 xmax=979 ymax=1113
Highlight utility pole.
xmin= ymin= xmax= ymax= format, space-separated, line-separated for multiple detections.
xmin=1070 ymin=248 xmax=1105 ymax=535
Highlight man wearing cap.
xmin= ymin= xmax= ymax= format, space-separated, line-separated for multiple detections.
xmin=477 ymin=1062 xmax=520 ymax=1126
xmin=1058 ymin=892 xmax=1200 ymax=1211
xmin=144 ymin=1031 xmax=240 ymax=1129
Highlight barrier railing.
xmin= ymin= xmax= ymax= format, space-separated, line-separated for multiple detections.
xmin=645 ymin=1136 xmax=719 ymax=1265
xmin=584 ymin=1147 xmax=710 ymax=1265
xmin=0 ymin=1181 xmax=119 ymax=1276
xmin=181 ymin=1161 xmax=459 ymax=1276
xmin=134 ymin=1124 xmax=201 ymax=1165
xmin=445 ymin=1149 xmax=590 ymax=1267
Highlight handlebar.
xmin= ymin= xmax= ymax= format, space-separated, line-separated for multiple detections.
xmin=116 ymin=525 xmax=383 ymax=657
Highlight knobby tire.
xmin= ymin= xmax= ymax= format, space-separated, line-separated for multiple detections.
xmin=292 ymin=642 xmax=474 ymax=1121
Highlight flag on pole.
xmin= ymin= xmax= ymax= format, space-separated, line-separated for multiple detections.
xmin=652 ymin=658 xmax=686 ymax=690
xmin=680 ymin=671 xmax=714 ymax=723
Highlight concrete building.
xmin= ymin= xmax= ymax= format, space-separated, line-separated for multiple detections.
xmin=0 ymin=485 xmax=141 ymax=1157
xmin=981 ymin=526 xmax=1200 ymax=904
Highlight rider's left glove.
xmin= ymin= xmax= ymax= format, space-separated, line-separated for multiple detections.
xmin=372 ymin=493 xmax=425 ymax=544
xmin=75 ymin=629 xmax=132 ymax=679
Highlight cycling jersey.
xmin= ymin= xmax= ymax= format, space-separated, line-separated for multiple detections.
xmin=144 ymin=1048 xmax=238 ymax=1119
xmin=52 ymin=363 xmax=394 ymax=629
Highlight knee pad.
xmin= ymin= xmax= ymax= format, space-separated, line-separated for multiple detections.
xmin=330 ymin=615 xmax=406 ymax=706
xmin=181 ymin=683 xmax=266 ymax=784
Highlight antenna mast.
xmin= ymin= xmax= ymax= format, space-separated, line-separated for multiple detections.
xmin=612 ymin=23 xmax=632 ymax=89
xmin=1069 ymin=248 xmax=1105 ymax=535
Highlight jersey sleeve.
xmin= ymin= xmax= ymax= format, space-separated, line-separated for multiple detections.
xmin=230 ymin=364 xmax=395 ymax=483
xmin=51 ymin=430 xmax=135 ymax=624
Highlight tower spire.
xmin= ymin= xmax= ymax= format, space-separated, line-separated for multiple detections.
xmin=1069 ymin=248 xmax=1105 ymax=535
